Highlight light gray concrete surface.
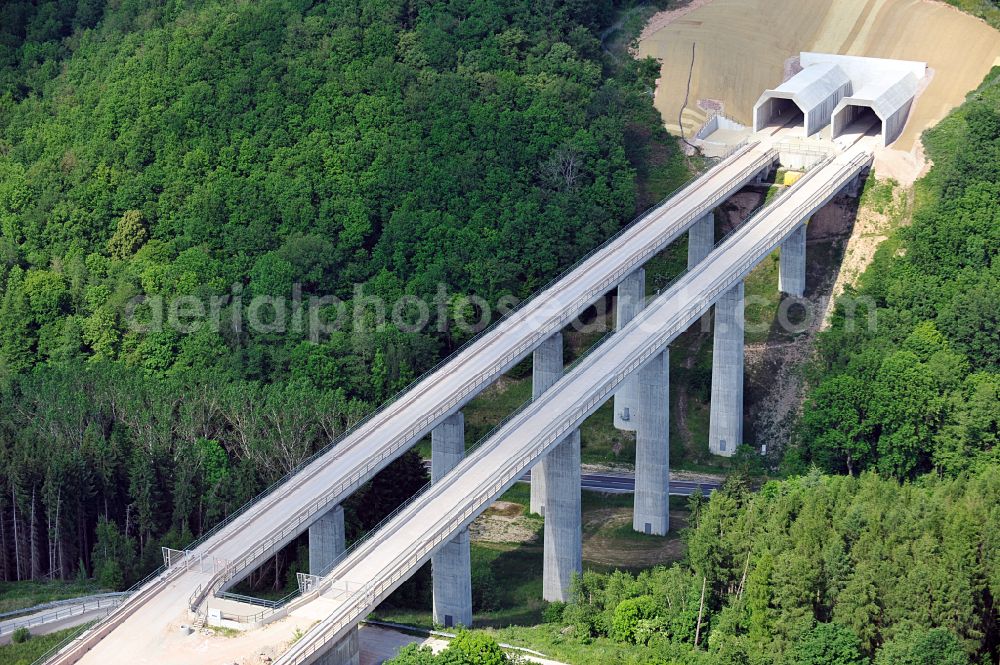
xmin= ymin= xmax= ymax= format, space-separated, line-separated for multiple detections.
xmin=312 ymin=626 xmax=359 ymax=665
xmin=754 ymin=62 xmax=852 ymax=136
xmin=709 ymin=282 xmax=745 ymax=457
xmin=530 ymin=333 xmax=564 ymax=516
xmin=807 ymin=52 xmax=924 ymax=147
xmin=530 ymin=332 xmax=582 ymax=603
xmin=430 ymin=412 xmax=472 ymax=629
xmin=431 ymin=412 xmax=465 ymax=482
xmin=58 ymin=143 xmax=782 ymax=665
xmin=613 ymin=268 xmax=645 ymax=431
xmin=778 ymin=222 xmax=806 ymax=297
xmin=687 ymin=212 xmax=715 ymax=269
xmin=541 ymin=431 xmax=582 ymax=603
xmin=633 ymin=349 xmax=670 ymax=536
xmin=309 ymin=505 xmax=346 ymax=576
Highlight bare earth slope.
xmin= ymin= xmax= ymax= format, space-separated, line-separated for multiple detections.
xmin=637 ymin=0 xmax=1000 ymax=151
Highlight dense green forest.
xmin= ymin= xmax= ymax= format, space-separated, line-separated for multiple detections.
xmin=2 ymin=0 xmax=999 ymax=663
xmin=487 ymin=469 xmax=1000 ymax=665
xmin=0 ymin=0 xmax=681 ymax=585
xmin=790 ymin=68 xmax=1000 ymax=480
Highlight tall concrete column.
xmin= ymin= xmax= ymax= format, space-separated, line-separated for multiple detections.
xmin=709 ymin=282 xmax=744 ymax=457
xmin=779 ymin=222 xmax=806 ymax=297
xmin=613 ymin=268 xmax=645 ymax=431
xmin=431 ymin=412 xmax=472 ymax=628
xmin=530 ymin=332 xmax=563 ymax=516
xmin=687 ymin=212 xmax=715 ymax=269
xmin=634 ymin=349 xmax=670 ymax=536
xmin=312 ymin=626 xmax=359 ymax=665
xmin=542 ymin=430 xmax=582 ymax=602
xmin=309 ymin=504 xmax=345 ymax=576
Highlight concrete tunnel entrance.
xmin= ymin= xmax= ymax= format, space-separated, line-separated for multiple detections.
xmin=833 ymin=104 xmax=882 ymax=141
xmin=758 ymin=96 xmax=805 ymax=133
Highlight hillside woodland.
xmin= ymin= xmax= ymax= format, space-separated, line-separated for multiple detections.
xmin=0 ymin=0 xmax=679 ymax=586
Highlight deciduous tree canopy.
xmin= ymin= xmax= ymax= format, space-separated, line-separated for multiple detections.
xmin=0 ymin=0 xmax=682 ymax=587
xmin=792 ymin=67 xmax=1000 ymax=479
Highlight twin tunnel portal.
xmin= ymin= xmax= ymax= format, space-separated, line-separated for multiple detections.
xmin=46 ymin=52 xmax=921 ymax=665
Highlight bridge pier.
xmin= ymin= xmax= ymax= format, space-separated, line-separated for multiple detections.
xmin=846 ymin=171 xmax=865 ymax=197
xmin=779 ymin=222 xmax=807 ymax=297
xmin=309 ymin=504 xmax=345 ymax=576
xmin=687 ymin=212 xmax=715 ymax=269
xmin=530 ymin=332 xmax=564 ymax=515
xmin=613 ymin=268 xmax=645 ymax=431
xmin=311 ymin=626 xmax=359 ymax=665
xmin=709 ymin=282 xmax=744 ymax=457
xmin=431 ymin=412 xmax=473 ymax=629
xmin=542 ymin=430 xmax=582 ymax=602
xmin=634 ymin=349 xmax=670 ymax=535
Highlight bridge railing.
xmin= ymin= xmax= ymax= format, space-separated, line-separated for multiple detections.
xmin=275 ymin=149 xmax=873 ymax=664
xmin=37 ymin=142 xmax=782 ymax=665
xmin=196 ymin=323 xmax=624 ymax=625
xmin=39 ymin=143 xmax=778 ymax=665
xmin=179 ymin=145 xmax=759 ymax=570
xmin=279 ymin=260 xmax=713 ymax=663
xmin=177 ymin=147 xmax=746 ymax=558
xmin=185 ymin=142 xmax=778 ymax=613
xmin=0 ymin=594 xmax=126 ymax=636
xmin=31 ymin=561 xmax=189 ymax=665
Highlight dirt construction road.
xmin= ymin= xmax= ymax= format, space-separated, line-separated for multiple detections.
xmin=637 ymin=0 xmax=1000 ymax=151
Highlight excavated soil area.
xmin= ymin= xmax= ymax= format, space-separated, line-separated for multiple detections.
xmin=637 ymin=0 xmax=1000 ymax=151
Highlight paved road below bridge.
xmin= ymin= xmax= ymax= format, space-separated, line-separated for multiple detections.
xmin=422 ymin=460 xmax=723 ymax=496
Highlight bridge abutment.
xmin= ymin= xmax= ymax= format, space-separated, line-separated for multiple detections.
xmin=431 ymin=411 xmax=473 ymax=629
xmin=613 ymin=268 xmax=645 ymax=431
xmin=530 ymin=332 xmax=564 ymax=515
xmin=634 ymin=349 xmax=670 ymax=535
xmin=309 ymin=504 xmax=345 ymax=576
xmin=542 ymin=430 xmax=582 ymax=602
xmin=779 ymin=222 xmax=807 ymax=297
xmin=687 ymin=212 xmax=715 ymax=269
xmin=709 ymin=282 xmax=745 ymax=457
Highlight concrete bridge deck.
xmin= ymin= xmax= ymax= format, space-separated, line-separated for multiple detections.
xmin=49 ymin=143 xmax=777 ymax=665
xmin=276 ymin=143 xmax=874 ymax=665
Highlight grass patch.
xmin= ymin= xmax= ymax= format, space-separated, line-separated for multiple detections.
xmin=743 ymin=250 xmax=780 ymax=345
xmin=208 ymin=625 xmax=244 ymax=638
xmin=859 ymin=173 xmax=899 ymax=216
xmin=0 ymin=580 xmax=106 ymax=615
xmin=606 ymin=519 xmax=670 ymax=543
xmin=487 ymin=624 xmax=654 ymax=665
xmin=763 ymin=184 xmax=782 ymax=205
xmin=497 ymin=482 xmax=531 ymax=509
xmin=0 ymin=625 xmax=89 ymax=664
xmin=579 ymin=399 xmax=636 ymax=466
